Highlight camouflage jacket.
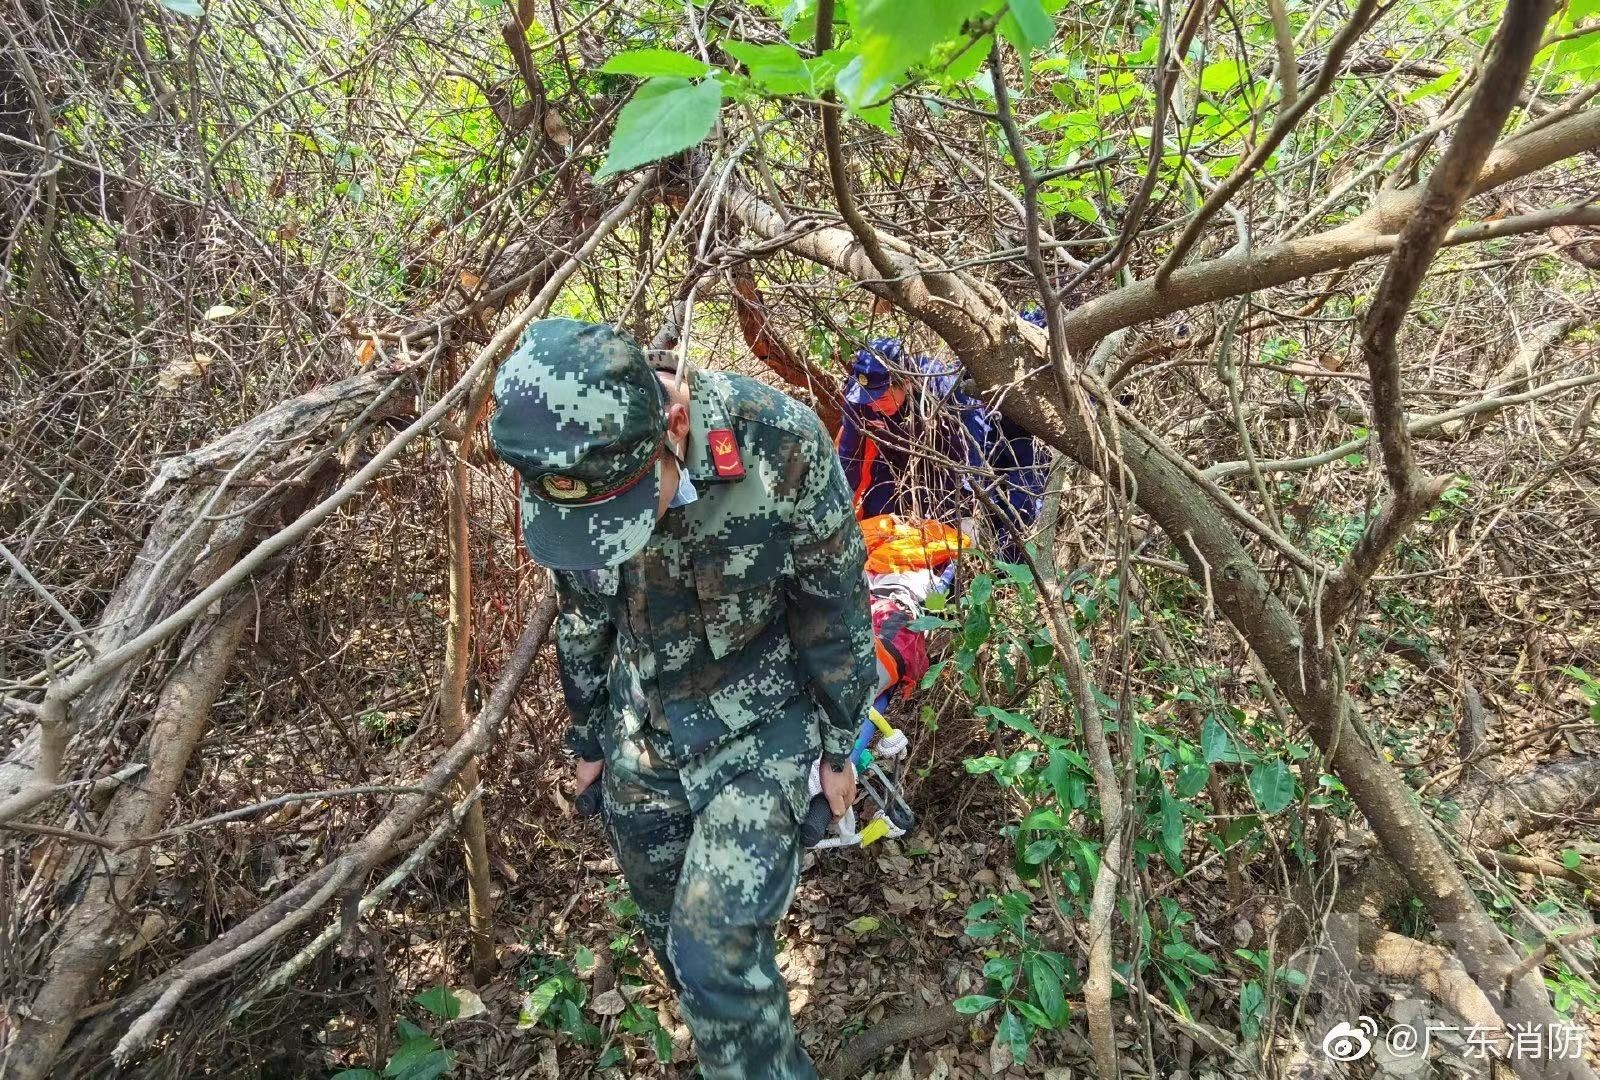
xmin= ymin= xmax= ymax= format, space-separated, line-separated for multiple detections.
xmin=552 ymin=368 xmax=875 ymax=811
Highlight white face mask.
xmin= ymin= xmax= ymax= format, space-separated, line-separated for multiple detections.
xmin=669 ymin=460 xmax=698 ymax=508
xmin=666 ymin=437 xmax=698 ymax=509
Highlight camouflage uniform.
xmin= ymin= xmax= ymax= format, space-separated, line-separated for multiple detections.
xmin=490 ymin=320 xmax=875 ymax=1079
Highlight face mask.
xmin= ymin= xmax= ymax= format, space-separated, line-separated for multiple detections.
xmin=667 ymin=443 xmax=698 ymax=508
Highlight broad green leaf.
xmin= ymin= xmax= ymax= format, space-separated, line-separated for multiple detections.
xmin=1020 ymin=806 xmax=1066 ymax=832
xmin=1248 ymin=760 xmax=1295 ymax=814
xmin=1023 ymin=837 xmax=1059 ymax=862
xmin=954 ymin=994 xmax=1001 ymax=1014
xmin=412 ymin=987 xmax=460 ymax=1020
xmin=1175 ymin=763 xmax=1210 ymax=798
xmin=597 ymin=78 xmax=723 ymax=180
xmin=999 ymin=1006 xmax=1032 ymax=1062
xmin=1402 ymin=68 xmax=1461 ymax=105
xmin=841 ymin=0 xmax=988 ymax=107
xmin=722 ymin=41 xmax=809 ymax=92
xmin=1201 ymin=713 xmax=1232 ymax=763
xmin=517 ymin=976 xmax=565 ymax=1028
xmin=1013 ymin=999 xmax=1052 ymax=1028
xmin=1004 ymin=0 xmax=1054 ymax=49
xmin=940 ymin=34 xmax=993 ymax=85
xmin=601 ymin=49 xmax=712 ymax=79
xmin=1223 ymin=813 xmax=1260 ymax=847
xmin=384 ymin=1038 xmax=444 ymax=1079
xmin=159 ymin=0 xmax=205 ymax=16
xmin=331 ymin=1072 xmax=381 ymax=1080
xmin=1239 ymin=979 xmax=1265 ymax=1038
xmin=1159 ymin=785 xmax=1184 ymax=873
xmin=1199 ymin=59 xmax=1248 ymax=95
xmin=395 ymin=1019 xmax=427 ymax=1044
xmin=845 ymin=915 xmax=881 ymax=934
xmin=1562 ymin=849 xmax=1582 ymax=870
xmin=1030 ymin=954 xmax=1068 ymax=1027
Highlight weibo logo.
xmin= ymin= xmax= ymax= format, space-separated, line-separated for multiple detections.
xmin=1321 ymin=1017 xmax=1378 ymax=1061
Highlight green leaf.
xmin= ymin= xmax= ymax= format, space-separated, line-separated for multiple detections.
xmin=1004 ymin=0 xmax=1054 ymax=49
xmin=601 ymin=49 xmax=712 ymax=79
xmin=1562 ymin=849 xmax=1582 ymax=870
xmin=1013 ymin=999 xmax=1053 ymax=1028
xmin=1159 ymin=785 xmax=1184 ymax=873
xmin=384 ymin=1038 xmax=446 ymax=1079
xmin=159 ymin=0 xmax=206 ymax=16
xmin=845 ymin=915 xmax=881 ymax=934
xmin=597 ymin=78 xmax=724 ymax=180
xmin=1023 ymin=837 xmax=1059 ymax=863
xmin=517 ymin=976 xmax=565 ymax=1029
xmin=331 ymin=1072 xmax=382 ymax=1080
xmin=1199 ymin=59 xmax=1247 ymax=94
xmin=954 ymin=994 xmax=1001 ymax=1014
xmin=1239 ymin=979 xmax=1265 ymax=1039
xmin=1020 ymin=806 xmax=1066 ymax=832
xmin=1175 ymin=763 xmax=1210 ymax=798
xmin=412 ymin=987 xmax=460 ymax=1020
xmin=1030 ymin=954 xmax=1069 ymax=1027
xmin=840 ymin=0 xmax=988 ymax=107
xmin=1223 ymin=813 xmax=1260 ymax=847
xmin=998 ymin=1007 xmax=1032 ymax=1062
xmin=395 ymin=1019 xmax=428 ymax=1044
xmin=722 ymin=41 xmax=813 ymax=93
xmin=1402 ymin=68 xmax=1461 ymax=104
xmin=1248 ymin=760 xmax=1295 ymax=814
xmin=1201 ymin=714 xmax=1231 ymax=763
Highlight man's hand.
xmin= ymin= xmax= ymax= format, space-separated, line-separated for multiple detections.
xmin=575 ymin=757 xmax=603 ymax=795
xmin=819 ymin=760 xmax=857 ymax=821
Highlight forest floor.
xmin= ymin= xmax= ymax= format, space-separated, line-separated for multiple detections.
xmin=291 ymin=654 xmax=1600 ymax=1080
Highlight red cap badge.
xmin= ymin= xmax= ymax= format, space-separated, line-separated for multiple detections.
xmin=707 ymin=428 xmax=745 ymax=479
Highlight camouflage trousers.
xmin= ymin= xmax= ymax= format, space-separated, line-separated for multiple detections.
xmin=600 ymin=737 xmax=816 ymax=1080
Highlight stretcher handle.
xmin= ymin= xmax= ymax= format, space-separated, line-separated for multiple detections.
xmin=799 ymin=793 xmax=834 ymax=847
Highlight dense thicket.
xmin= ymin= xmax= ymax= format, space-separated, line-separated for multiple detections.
xmin=3 ymin=0 xmax=1599 ymax=1077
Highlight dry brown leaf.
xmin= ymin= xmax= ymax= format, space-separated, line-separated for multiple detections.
xmin=156 ymin=353 xmax=213 ymax=390
xmin=356 ymin=339 xmax=375 ymax=367
xmin=544 ymin=108 xmax=572 ymax=147
xmin=590 ymin=988 xmax=627 ymax=1016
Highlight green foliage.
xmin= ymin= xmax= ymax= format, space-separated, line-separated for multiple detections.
xmin=959 ymin=894 xmax=1074 ymax=1059
xmin=1562 ymin=667 xmax=1600 ymax=722
xmin=1246 ymin=760 xmax=1295 ymax=815
xmin=596 ymin=78 xmax=725 ymax=180
xmin=330 ymin=1015 xmax=452 ymax=1080
xmin=412 ymin=987 xmax=460 ymax=1021
xmin=601 ymin=49 xmax=713 ymax=79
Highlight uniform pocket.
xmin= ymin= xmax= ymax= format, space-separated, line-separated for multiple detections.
xmin=704 ymin=637 xmax=802 ymax=738
xmin=693 ymin=541 xmax=791 ymax=659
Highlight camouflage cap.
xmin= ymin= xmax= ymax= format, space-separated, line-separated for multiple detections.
xmin=489 ymin=318 xmax=665 ymax=570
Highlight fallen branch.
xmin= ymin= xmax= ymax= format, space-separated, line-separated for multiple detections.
xmin=821 ymin=1003 xmax=963 ymax=1079
xmin=104 ymin=594 xmax=556 ymax=1064
xmin=226 ymin=787 xmax=484 ymax=1020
